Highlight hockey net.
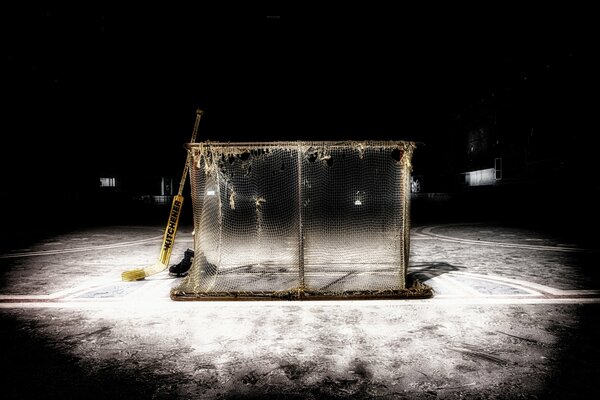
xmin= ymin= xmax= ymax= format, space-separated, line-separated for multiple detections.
xmin=171 ymin=141 xmax=430 ymax=300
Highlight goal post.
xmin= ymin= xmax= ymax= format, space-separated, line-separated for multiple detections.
xmin=171 ymin=141 xmax=431 ymax=300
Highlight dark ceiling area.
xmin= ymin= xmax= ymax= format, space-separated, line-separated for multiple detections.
xmin=1 ymin=7 xmax=596 ymax=227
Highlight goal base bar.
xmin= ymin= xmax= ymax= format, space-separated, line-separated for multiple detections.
xmin=170 ymin=282 xmax=434 ymax=301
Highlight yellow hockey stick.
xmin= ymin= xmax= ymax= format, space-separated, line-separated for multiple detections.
xmin=121 ymin=109 xmax=204 ymax=281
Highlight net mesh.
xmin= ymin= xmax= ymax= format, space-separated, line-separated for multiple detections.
xmin=171 ymin=141 xmax=418 ymax=300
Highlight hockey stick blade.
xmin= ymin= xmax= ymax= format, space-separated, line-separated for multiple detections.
xmin=121 ymin=194 xmax=184 ymax=281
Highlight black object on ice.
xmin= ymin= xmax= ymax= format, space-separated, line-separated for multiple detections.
xmin=169 ymin=249 xmax=194 ymax=277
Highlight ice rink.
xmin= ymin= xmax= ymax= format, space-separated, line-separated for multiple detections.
xmin=1 ymin=223 xmax=599 ymax=399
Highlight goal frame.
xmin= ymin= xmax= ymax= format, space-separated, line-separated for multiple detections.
xmin=171 ymin=140 xmax=432 ymax=301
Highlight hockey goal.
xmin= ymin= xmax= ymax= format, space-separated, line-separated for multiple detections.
xmin=171 ymin=141 xmax=430 ymax=300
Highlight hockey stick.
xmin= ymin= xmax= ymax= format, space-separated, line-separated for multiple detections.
xmin=121 ymin=108 xmax=204 ymax=281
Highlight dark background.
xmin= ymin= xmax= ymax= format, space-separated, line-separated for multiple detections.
xmin=1 ymin=7 xmax=597 ymax=236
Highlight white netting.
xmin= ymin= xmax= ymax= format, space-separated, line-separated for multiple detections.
xmin=172 ymin=141 xmax=416 ymax=299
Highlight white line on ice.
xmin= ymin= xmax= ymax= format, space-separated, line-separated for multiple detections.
xmin=449 ymin=271 xmax=569 ymax=296
xmin=434 ymin=274 xmax=482 ymax=296
xmin=2 ymin=269 xmax=598 ymax=308
xmin=417 ymin=226 xmax=591 ymax=253
xmin=0 ymin=235 xmax=167 ymax=259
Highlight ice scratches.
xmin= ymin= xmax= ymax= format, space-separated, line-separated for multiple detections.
xmin=495 ymin=330 xmax=541 ymax=344
xmin=241 ymin=370 xmax=260 ymax=385
xmin=448 ymin=343 xmax=512 ymax=366
xmin=218 ymin=356 xmax=379 ymax=398
xmin=279 ymin=359 xmax=316 ymax=381
xmin=63 ymin=326 xmax=112 ymax=342
xmin=435 ymin=382 xmax=477 ymax=391
xmin=348 ymin=358 xmax=373 ymax=380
